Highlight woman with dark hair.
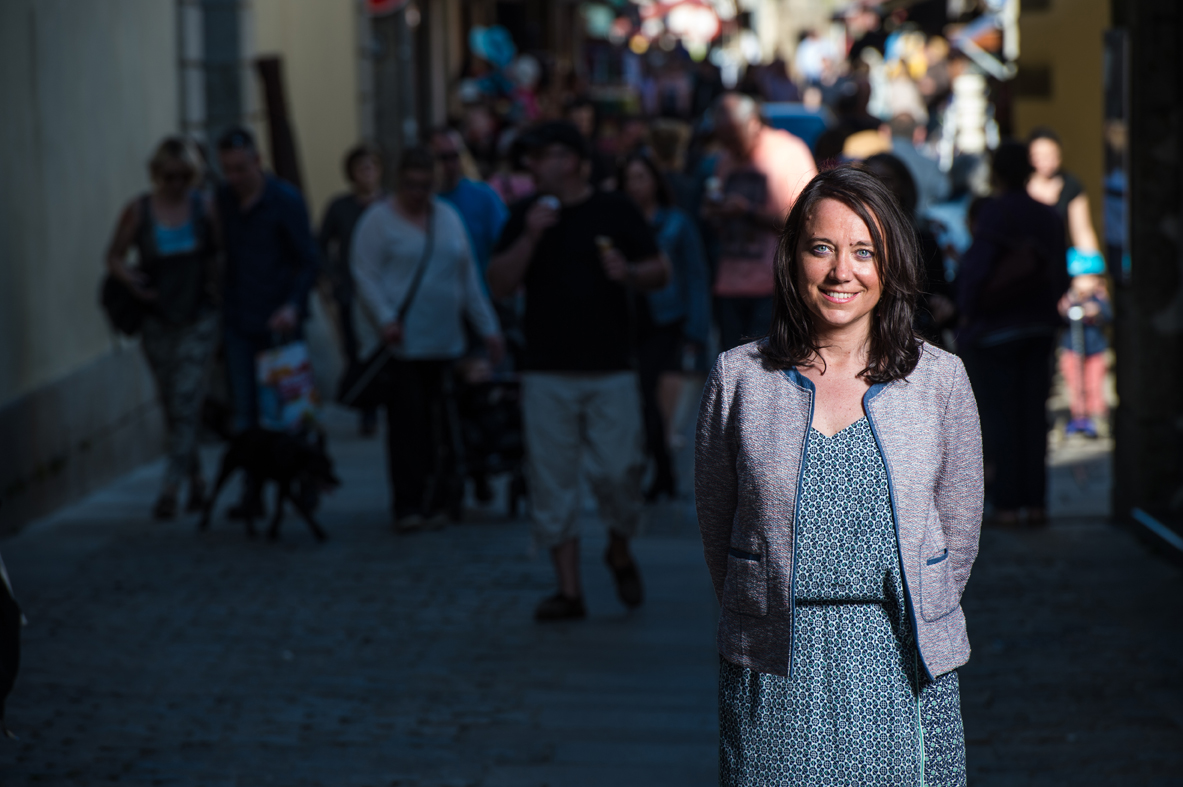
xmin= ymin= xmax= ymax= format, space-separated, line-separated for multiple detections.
xmin=105 ymin=137 xmax=219 ymax=520
xmin=696 ymin=165 xmax=982 ymax=785
xmin=1027 ymin=126 xmax=1100 ymax=254
xmin=863 ymin=152 xmax=956 ymax=346
xmin=619 ymin=153 xmax=710 ymax=500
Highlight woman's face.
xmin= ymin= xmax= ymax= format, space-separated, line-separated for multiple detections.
xmin=397 ymin=168 xmax=434 ymax=214
xmin=796 ymin=198 xmax=883 ymax=336
xmin=1029 ymin=138 xmax=1062 ymax=178
xmin=154 ymin=162 xmax=193 ymax=200
xmin=623 ymin=160 xmax=656 ymax=207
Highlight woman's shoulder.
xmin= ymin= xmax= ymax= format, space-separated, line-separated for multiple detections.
xmin=353 ymin=198 xmax=396 ymax=236
xmin=904 ymin=342 xmax=968 ymax=388
xmin=1060 ymin=170 xmax=1085 ymax=195
xmin=713 ymin=341 xmax=798 ymax=387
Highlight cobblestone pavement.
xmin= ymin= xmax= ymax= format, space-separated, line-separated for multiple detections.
xmin=1 ymin=409 xmax=1180 ymax=785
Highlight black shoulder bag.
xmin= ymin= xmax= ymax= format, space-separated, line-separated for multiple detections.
xmin=336 ymin=209 xmax=436 ymax=410
xmin=98 ymin=196 xmax=154 ymax=336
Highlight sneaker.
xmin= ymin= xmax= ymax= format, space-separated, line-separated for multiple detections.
xmin=393 ymin=513 xmax=424 ymax=533
xmin=1079 ymin=418 xmax=1098 ymax=439
xmin=534 ymin=593 xmax=587 ymax=622
xmin=1064 ymin=418 xmax=1083 ymax=435
xmin=604 ymin=550 xmax=644 ymax=609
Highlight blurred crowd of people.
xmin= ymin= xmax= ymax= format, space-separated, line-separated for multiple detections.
xmin=103 ymin=6 xmax=1112 ymax=615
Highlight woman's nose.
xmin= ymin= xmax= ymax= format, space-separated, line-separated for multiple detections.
xmin=830 ymin=252 xmax=854 ymax=280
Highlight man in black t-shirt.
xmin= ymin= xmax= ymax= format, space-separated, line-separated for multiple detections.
xmin=489 ymin=122 xmax=669 ymax=621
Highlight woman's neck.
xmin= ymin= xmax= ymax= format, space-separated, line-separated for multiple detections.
xmin=153 ymin=188 xmax=187 ymax=207
xmin=809 ymin=323 xmax=872 ymax=374
xmin=637 ymin=198 xmax=658 ymax=221
xmin=354 ymin=185 xmax=381 ymax=204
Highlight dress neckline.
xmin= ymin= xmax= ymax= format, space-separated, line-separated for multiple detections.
xmin=810 ymin=416 xmax=867 ymax=440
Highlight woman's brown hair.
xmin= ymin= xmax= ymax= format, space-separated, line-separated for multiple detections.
xmin=759 ymin=164 xmax=922 ymax=383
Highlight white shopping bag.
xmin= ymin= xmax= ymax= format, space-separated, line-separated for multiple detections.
xmin=256 ymin=340 xmax=321 ymax=432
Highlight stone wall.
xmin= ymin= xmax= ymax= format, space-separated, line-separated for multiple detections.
xmin=1113 ymin=0 xmax=1183 ymax=518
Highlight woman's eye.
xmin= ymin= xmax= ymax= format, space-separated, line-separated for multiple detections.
xmin=812 ymin=245 xmax=830 ymax=255
xmin=855 ymin=248 xmax=874 ymax=259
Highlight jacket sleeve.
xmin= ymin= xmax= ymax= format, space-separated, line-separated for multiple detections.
xmin=281 ymin=192 xmax=321 ymax=315
xmin=695 ymin=353 xmax=738 ymax=604
xmin=937 ymin=357 xmax=984 ymax=599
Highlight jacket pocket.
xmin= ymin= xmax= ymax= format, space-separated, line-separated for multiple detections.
xmin=722 ymin=547 xmax=768 ymax=617
xmin=919 ymin=547 xmax=956 ymax=621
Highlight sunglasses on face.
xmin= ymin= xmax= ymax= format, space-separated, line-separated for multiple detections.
xmin=160 ymin=170 xmax=192 ymax=184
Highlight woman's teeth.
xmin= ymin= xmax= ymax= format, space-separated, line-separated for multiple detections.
xmin=823 ymin=291 xmax=856 ymax=302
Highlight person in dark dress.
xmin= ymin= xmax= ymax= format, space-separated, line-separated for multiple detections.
xmin=104 ymin=137 xmax=219 ymax=519
xmin=319 ymin=144 xmax=384 ymax=435
xmin=957 ymin=141 xmax=1069 ymax=526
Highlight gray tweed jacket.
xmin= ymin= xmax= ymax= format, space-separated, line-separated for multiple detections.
xmin=695 ymin=341 xmax=983 ymax=679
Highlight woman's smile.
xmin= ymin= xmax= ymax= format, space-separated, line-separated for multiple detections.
xmin=820 ymin=289 xmax=860 ymax=303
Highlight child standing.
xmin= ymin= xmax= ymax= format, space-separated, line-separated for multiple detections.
xmin=1058 ymin=251 xmax=1111 ymax=438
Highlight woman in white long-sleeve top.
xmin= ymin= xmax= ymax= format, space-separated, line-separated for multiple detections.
xmin=695 ymin=165 xmax=983 ymax=786
xmin=351 ymin=147 xmax=504 ymax=531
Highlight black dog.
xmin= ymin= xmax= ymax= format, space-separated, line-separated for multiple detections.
xmin=199 ymin=428 xmax=340 ymax=542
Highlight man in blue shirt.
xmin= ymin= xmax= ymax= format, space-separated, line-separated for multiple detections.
xmin=215 ymin=127 xmax=320 ymax=514
xmin=430 ymin=127 xmax=507 ymax=293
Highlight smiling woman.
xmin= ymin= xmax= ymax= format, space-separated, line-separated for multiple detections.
xmin=761 ymin=165 xmax=921 ymax=384
xmin=695 ymin=165 xmax=984 ymax=785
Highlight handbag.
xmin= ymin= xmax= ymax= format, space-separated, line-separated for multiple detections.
xmin=99 ymin=273 xmax=148 ymax=336
xmin=336 ymin=208 xmax=436 ymax=409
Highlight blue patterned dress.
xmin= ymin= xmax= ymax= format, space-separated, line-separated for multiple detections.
xmin=719 ymin=418 xmax=966 ymax=786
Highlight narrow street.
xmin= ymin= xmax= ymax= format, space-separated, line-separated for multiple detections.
xmin=1 ymin=410 xmax=1180 ymax=786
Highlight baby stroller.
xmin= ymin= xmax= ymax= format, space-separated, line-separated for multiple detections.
xmin=454 ymin=362 xmax=528 ymax=519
